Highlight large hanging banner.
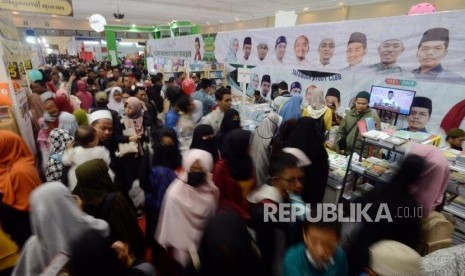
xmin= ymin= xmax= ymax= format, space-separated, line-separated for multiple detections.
xmin=146 ymin=34 xmax=214 ymax=74
xmin=213 ymin=10 xmax=465 ymax=136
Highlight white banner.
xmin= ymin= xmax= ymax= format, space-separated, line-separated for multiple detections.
xmin=214 ymin=10 xmax=465 ymax=138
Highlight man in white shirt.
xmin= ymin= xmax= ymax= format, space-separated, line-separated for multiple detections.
xmin=200 ymin=87 xmax=232 ymax=134
xmin=382 ymin=90 xmax=397 ymax=107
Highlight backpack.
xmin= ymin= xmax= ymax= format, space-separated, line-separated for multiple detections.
xmin=417 ymin=211 xmax=455 ymax=255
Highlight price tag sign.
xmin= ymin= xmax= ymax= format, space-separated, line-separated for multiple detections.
xmin=237 ymin=67 xmax=250 ymax=84
xmin=24 ymin=59 xmax=32 ymax=70
xmin=8 ymin=62 xmax=20 ymax=80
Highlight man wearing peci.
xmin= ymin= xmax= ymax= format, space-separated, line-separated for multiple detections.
xmin=412 ymin=27 xmax=465 ymax=84
xmin=369 ymin=39 xmax=405 ymax=75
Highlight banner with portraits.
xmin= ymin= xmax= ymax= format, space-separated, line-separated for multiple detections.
xmin=147 ymin=10 xmax=465 ymax=137
xmin=214 ymin=10 xmax=465 ymax=137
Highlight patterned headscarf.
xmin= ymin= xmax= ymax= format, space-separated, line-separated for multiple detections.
xmin=46 ymin=128 xmax=73 ymax=182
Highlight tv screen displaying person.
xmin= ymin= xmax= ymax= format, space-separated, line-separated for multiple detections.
xmin=260 ymin=74 xmax=272 ymax=101
xmin=342 ymin=32 xmax=369 ymax=72
xmin=382 ymin=90 xmax=397 ymax=107
xmin=274 ymin=36 xmax=287 ymax=65
xmin=412 ymin=27 xmax=465 ymax=83
xmin=369 ymin=39 xmax=405 ymax=75
xmin=404 ymin=96 xmax=432 ymax=133
xmin=318 ymin=38 xmax=335 ymax=69
xmin=294 ymin=35 xmax=310 ymax=67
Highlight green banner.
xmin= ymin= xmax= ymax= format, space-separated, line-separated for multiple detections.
xmin=202 ymin=33 xmax=217 ymax=62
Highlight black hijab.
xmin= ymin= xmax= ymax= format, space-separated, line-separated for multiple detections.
xmin=152 ymin=128 xmax=182 ymax=170
xmin=220 ymin=108 xmax=241 ymax=137
xmin=284 ymin=117 xmax=329 ymax=204
xmin=222 ymin=129 xmax=253 ymax=181
xmin=190 ymin=124 xmax=219 ymax=162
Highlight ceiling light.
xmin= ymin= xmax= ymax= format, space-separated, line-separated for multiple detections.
xmin=51 ymin=14 xmax=57 ymax=17
xmin=235 ymin=17 xmax=239 ymax=21
xmin=206 ymin=21 xmax=210 ymax=25
xmin=12 ymin=11 xmax=18 ymax=15
xmin=219 ymin=19 xmax=223 ymax=23
xmin=338 ymin=2 xmax=345 ymax=6
xmin=132 ymin=24 xmax=136 ymax=27
xmin=304 ymin=7 xmax=309 ymax=11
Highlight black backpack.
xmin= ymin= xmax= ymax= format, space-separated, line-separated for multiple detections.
xmin=313 ymin=115 xmax=327 ymax=143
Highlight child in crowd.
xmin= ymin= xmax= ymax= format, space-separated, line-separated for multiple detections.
xmin=45 ymin=128 xmax=74 ymax=182
xmin=283 ymin=218 xmax=348 ymax=275
xmin=62 ymin=125 xmax=113 ymax=191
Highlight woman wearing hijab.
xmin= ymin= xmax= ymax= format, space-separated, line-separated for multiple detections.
xmin=144 ymin=128 xmax=182 ymax=253
xmin=346 ymin=154 xmax=425 ymax=275
xmin=218 ymin=108 xmax=241 ymax=151
xmin=226 ymin=37 xmax=239 ymax=64
xmin=271 ymin=118 xmax=297 ymax=155
xmin=279 ymin=94 xmax=303 ymax=123
xmin=190 ymin=124 xmax=219 ymax=163
xmin=73 ymin=108 xmax=89 ymax=126
xmin=284 ymin=117 xmax=329 ymax=204
xmin=156 ymin=149 xmax=219 ymax=267
xmin=76 ymin=80 xmax=93 ymax=111
xmin=250 ymin=112 xmax=281 ymax=187
xmin=12 ymin=182 xmax=109 ymax=276
xmin=302 ymin=89 xmax=333 ymax=139
xmin=213 ymin=129 xmax=255 ymax=220
xmin=43 ymin=98 xmax=79 ymax=137
xmin=45 ymin=128 xmax=74 ymax=182
xmin=73 ymin=159 xmax=145 ymax=260
xmin=116 ymin=97 xmax=147 ymax=194
xmin=0 ymin=131 xmax=41 ymax=247
xmin=246 ymin=74 xmax=259 ymax=98
xmin=108 ymin=86 xmax=125 ymax=115
xmin=56 ymin=88 xmax=80 ymax=111
xmin=406 ymin=144 xmax=450 ymax=216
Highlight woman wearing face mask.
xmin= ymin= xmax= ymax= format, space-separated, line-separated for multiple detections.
xmin=218 ymin=108 xmax=241 ymax=151
xmin=156 ymin=149 xmax=219 ymax=268
xmin=190 ymin=124 xmax=219 ymax=163
xmin=145 ymin=128 xmax=182 ymax=258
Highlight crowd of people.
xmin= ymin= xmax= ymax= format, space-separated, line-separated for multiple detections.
xmin=0 ymin=55 xmax=463 ymax=275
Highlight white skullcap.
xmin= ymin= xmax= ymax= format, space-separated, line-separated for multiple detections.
xmin=89 ymin=110 xmax=112 ymax=124
xmin=282 ymin=147 xmax=311 ymax=167
xmin=369 ymin=240 xmax=422 ymax=276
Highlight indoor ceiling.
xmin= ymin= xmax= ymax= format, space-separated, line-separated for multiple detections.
xmin=12 ymin=0 xmax=393 ymax=27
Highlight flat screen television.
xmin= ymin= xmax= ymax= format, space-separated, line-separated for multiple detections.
xmin=369 ymin=85 xmax=416 ymax=116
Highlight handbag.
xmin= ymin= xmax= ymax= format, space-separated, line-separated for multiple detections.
xmin=338 ymin=115 xmax=362 ymax=151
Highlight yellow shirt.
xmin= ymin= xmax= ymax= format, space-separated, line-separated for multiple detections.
xmin=302 ymin=107 xmax=333 ymax=132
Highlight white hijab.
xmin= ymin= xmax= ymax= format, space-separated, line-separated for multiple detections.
xmin=107 ymin=86 xmax=124 ymax=115
xmin=156 ymin=149 xmax=219 ymax=266
xmin=13 ymin=182 xmax=109 ymax=276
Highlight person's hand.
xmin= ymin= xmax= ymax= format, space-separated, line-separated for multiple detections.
xmin=111 ymin=241 xmax=135 ymax=267
xmin=66 ymin=140 xmax=75 ymax=149
xmin=72 ymin=195 xmax=83 ymax=210
xmin=70 ymin=74 xmax=76 ymax=82
xmin=129 ymin=135 xmax=141 ymax=142
xmin=325 ymin=141 xmax=334 ymax=149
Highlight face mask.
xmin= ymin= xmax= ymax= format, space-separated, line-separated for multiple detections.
xmin=44 ymin=111 xmax=58 ymax=123
xmin=229 ymin=120 xmax=241 ymax=129
xmin=187 ymin=172 xmax=206 ymax=187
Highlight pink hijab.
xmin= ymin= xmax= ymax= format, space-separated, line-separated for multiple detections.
xmin=407 ymin=144 xmax=450 ymax=216
xmin=156 ymin=149 xmax=219 ymax=266
xmin=124 ymin=97 xmax=145 ymax=136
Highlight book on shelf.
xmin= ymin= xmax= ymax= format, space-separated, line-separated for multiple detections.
xmin=362 ymin=130 xmax=390 ymax=141
xmin=365 ymin=117 xmax=376 ymax=131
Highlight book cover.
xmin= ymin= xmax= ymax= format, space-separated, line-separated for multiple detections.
xmin=357 ymin=120 xmax=368 ymax=134
xmin=365 ymin=117 xmax=375 ymax=131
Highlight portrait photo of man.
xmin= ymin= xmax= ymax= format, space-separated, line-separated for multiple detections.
xmin=317 ymin=38 xmax=335 ymax=69
xmin=256 ymin=39 xmax=269 ymax=64
xmin=342 ymin=32 xmax=370 ymax=72
xmin=241 ymin=36 xmax=252 ymax=64
xmin=290 ymin=81 xmax=302 ymax=95
xmin=404 ymin=96 xmax=432 ymax=133
xmin=369 ymin=39 xmax=405 ymax=75
xmin=412 ymin=27 xmax=465 ymax=83
xmin=294 ymin=35 xmax=310 ymax=67
xmin=274 ymin=35 xmax=287 ymax=65
xmin=260 ymin=74 xmax=272 ymax=101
